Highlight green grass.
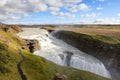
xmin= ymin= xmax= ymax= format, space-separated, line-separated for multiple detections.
xmin=0 ymin=27 xmax=21 ymax=80
xmin=0 ymin=43 xmax=10 ymax=73
xmin=0 ymin=44 xmax=21 ymax=80
xmin=21 ymin=50 xmax=111 ymax=80
xmin=62 ymin=30 xmax=120 ymax=45
xmin=86 ymin=34 xmax=120 ymax=44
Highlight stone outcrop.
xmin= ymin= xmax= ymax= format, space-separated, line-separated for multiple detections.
xmin=52 ymin=30 xmax=120 ymax=80
xmin=63 ymin=51 xmax=73 ymax=66
xmin=54 ymin=73 xmax=69 ymax=80
xmin=22 ymin=39 xmax=39 ymax=53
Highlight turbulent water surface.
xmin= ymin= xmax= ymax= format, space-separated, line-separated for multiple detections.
xmin=18 ymin=28 xmax=111 ymax=78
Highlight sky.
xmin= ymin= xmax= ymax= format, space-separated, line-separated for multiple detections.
xmin=0 ymin=0 xmax=120 ymax=25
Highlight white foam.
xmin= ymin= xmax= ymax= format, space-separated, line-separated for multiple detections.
xmin=18 ymin=28 xmax=111 ymax=78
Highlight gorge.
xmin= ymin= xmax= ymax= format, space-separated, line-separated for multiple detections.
xmin=18 ymin=28 xmax=111 ymax=79
xmin=51 ymin=30 xmax=120 ymax=80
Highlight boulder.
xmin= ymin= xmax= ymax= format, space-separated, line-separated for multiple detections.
xmin=54 ymin=73 xmax=69 ymax=80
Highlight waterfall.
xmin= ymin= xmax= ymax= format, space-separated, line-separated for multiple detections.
xmin=18 ymin=28 xmax=111 ymax=78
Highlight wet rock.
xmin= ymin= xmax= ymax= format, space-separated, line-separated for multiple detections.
xmin=59 ymin=54 xmax=64 ymax=60
xmin=63 ymin=51 xmax=73 ymax=55
xmin=22 ymin=39 xmax=39 ymax=53
xmin=63 ymin=51 xmax=73 ymax=66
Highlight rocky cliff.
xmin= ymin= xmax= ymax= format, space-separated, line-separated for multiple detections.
xmin=52 ymin=30 xmax=120 ymax=80
xmin=22 ymin=39 xmax=39 ymax=53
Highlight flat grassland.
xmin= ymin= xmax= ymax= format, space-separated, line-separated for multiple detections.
xmin=44 ymin=25 xmax=120 ymax=39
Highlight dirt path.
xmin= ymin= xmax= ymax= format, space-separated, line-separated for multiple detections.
xmin=17 ymin=48 xmax=27 ymax=80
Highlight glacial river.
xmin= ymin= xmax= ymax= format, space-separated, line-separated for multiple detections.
xmin=18 ymin=28 xmax=111 ymax=78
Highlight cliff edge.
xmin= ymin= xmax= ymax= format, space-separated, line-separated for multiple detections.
xmin=52 ymin=30 xmax=120 ymax=80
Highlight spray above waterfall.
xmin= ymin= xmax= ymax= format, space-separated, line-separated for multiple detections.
xmin=18 ymin=28 xmax=111 ymax=79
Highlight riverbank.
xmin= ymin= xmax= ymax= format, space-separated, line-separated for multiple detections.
xmin=19 ymin=28 xmax=111 ymax=78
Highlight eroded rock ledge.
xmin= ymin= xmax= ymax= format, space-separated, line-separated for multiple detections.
xmin=22 ymin=39 xmax=39 ymax=53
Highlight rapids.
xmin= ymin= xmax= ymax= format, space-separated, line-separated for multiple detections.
xmin=18 ymin=28 xmax=111 ymax=78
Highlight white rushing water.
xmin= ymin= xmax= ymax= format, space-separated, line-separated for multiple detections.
xmin=18 ymin=28 xmax=111 ymax=78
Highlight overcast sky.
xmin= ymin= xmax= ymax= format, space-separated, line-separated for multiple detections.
xmin=0 ymin=0 xmax=120 ymax=24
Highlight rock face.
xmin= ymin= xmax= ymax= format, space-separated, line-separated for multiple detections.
xmin=52 ymin=30 xmax=120 ymax=80
xmin=41 ymin=27 xmax=54 ymax=33
xmin=54 ymin=73 xmax=69 ymax=80
xmin=22 ymin=39 xmax=39 ymax=53
xmin=63 ymin=51 xmax=73 ymax=66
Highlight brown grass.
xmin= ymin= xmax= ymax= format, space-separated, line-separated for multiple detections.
xmin=43 ymin=26 xmax=120 ymax=39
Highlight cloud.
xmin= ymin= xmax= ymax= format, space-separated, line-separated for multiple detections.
xmin=51 ymin=11 xmax=58 ymax=15
xmin=44 ymin=0 xmax=63 ymax=7
xmin=49 ymin=7 xmax=60 ymax=11
xmin=68 ymin=3 xmax=89 ymax=12
xmin=65 ymin=12 xmax=75 ymax=18
xmin=81 ymin=13 xmax=97 ymax=18
xmin=27 ymin=0 xmax=48 ymax=12
xmin=0 ymin=0 xmax=7 ymax=7
xmin=0 ymin=0 xmax=49 ymax=21
xmin=118 ymin=13 xmax=120 ymax=16
xmin=0 ymin=0 xmax=88 ymax=22
xmin=51 ymin=11 xmax=75 ymax=18
xmin=0 ymin=13 xmax=20 ymax=21
xmin=50 ymin=12 xmax=64 ymax=16
xmin=79 ymin=3 xmax=89 ymax=11
xmin=96 ymin=7 xmax=103 ymax=10
xmin=36 ymin=3 xmax=48 ymax=12
xmin=77 ymin=18 xmax=120 ymax=24
xmin=64 ymin=0 xmax=82 ymax=3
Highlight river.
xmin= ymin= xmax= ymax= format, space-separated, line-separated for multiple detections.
xmin=18 ymin=28 xmax=111 ymax=78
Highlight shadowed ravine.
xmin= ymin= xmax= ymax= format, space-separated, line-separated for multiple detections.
xmin=51 ymin=30 xmax=120 ymax=80
xmin=17 ymin=48 xmax=27 ymax=80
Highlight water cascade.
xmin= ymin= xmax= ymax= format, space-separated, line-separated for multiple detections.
xmin=18 ymin=28 xmax=111 ymax=78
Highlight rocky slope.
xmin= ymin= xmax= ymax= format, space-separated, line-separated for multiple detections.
xmin=52 ymin=30 xmax=120 ymax=80
xmin=0 ymin=25 xmax=112 ymax=80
